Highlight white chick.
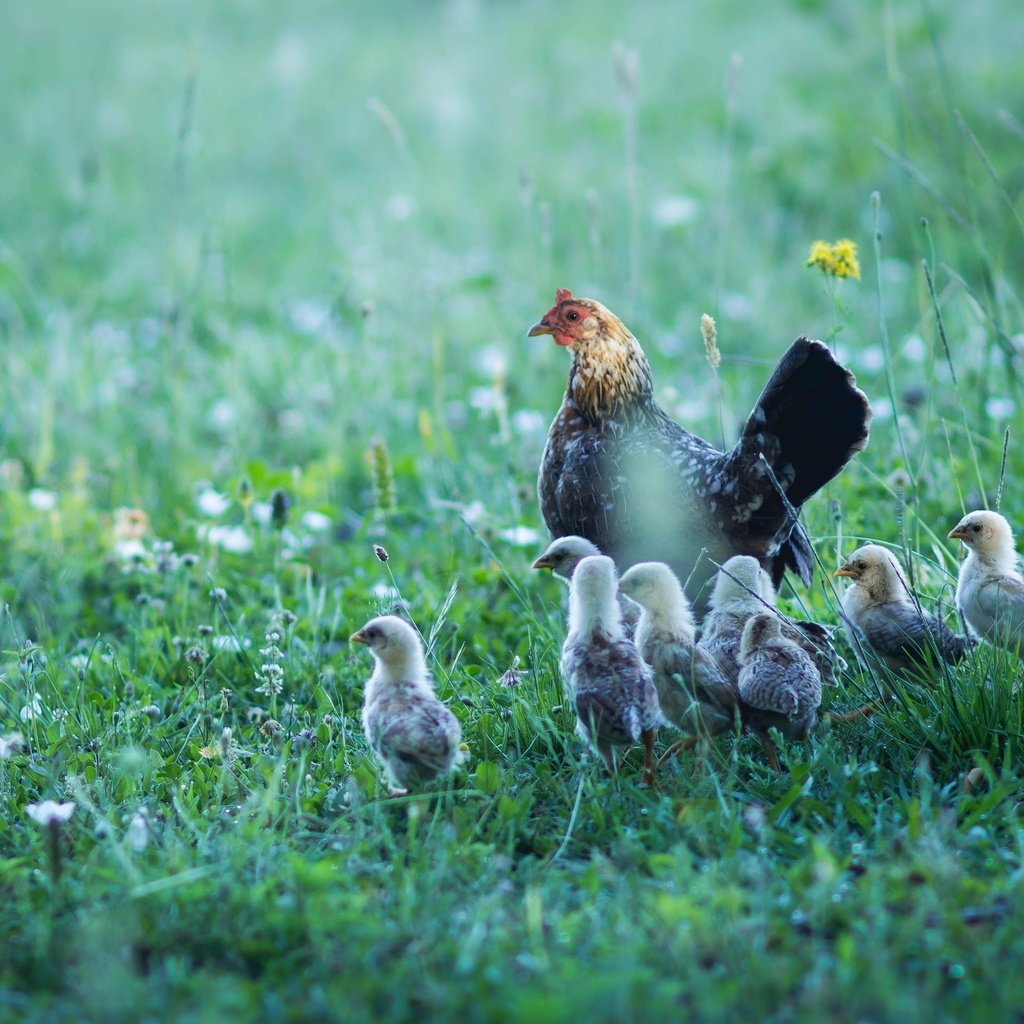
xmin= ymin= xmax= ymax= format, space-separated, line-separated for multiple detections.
xmin=949 ymin=510 xmax=1024 ymax=655
xmin=561 ymin=555 xmax=661 ymax=785
xmin=350 ymin=616 xmax=464 ymax=795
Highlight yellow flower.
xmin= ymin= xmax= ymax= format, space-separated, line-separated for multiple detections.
xmin=806 ymin=238 xmax=861 ymax=280
xmin=830 ymin=238 xmax=861 ymax=280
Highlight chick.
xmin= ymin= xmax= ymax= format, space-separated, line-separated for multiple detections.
xmin=533 ymin=535 xmax=641 ymax=634
xmin=561 ymin=555 xmax=661 ymax=785
xmin=699 ymin=555 xmax=843 ymax=685
xmin=618 ymin=562 xmax=738 ymax=760
xmin=949 ymin=510 xmax=1024 ymax=654
xmin=698 ymin=555 xmax=769 ymax=681
xmin=835 ymin=544 xmax=974 ymax=676
xmin=532 ymin=535 xmax=603 ymax=580
xmin=350 ymin=616 xmax=464 ymax=795
xmin=737 ymin=613 xmax=822 ymax=771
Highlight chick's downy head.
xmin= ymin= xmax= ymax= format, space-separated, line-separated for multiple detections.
xmin=949 ymin=510 xmax=1016 ymax=564
xmin=710 ymin=556 xmax=768 ymax=611
xmin=835 ymin=544 xmax=908 ymax=603
xmin=618 ymin=561 xmax=692 ymax=618
xmin=350 ymin=615 xmax=425 ymax=674
xmin=739 ymin=612 xmax=783 ymax=659
xmin=568 ymin=555 xmax=622 ymax=637
xmin=532 ymin=535 xmax=602 ymax=580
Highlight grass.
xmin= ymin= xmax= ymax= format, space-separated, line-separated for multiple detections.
xmin=2 ymin=0 xmax=1024 ymax=1019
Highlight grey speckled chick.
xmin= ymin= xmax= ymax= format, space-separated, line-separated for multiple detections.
xmin=561 ymin=555 xmax=661 ymax=785
xmin=618 ymin=561 xmax=738 ymax=745
xmin=533 ymin=535 xmax=641 ymax=635
xmin=737 ymin=613 xmax=822 ymax=771
xmin=699 ymin=555 xmax=843 ymax=685
xmin=836 ymin=544 xmax=974 ymax=676
xmin=949 ymin=510 xmax=1024 ymax=655
xmin=351 ymin=616 xmax=464 ymax=795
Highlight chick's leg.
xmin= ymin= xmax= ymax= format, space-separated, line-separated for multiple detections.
xmin=658 ymin=735 xmax=699 ymax=766
xmin=759 ymin=735 xmax=782 ymax=773
xmin=641 ymin=729 xmax=658 ymax=788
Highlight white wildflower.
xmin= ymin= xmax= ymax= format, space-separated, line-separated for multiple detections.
xmin=200 ymin=525 xmax=253 ymax=555
xmin=20 ymin=693 xmax=44 ymax=721
xmin=499 ymin=525 xmax=541 ymax=547
xmin=26 ymin=800 xmax=76 ymax=825
xmin=300 ymin=510 xmax=332 ymax=533
xmin=196 ymin=488 xmax=231 ymax=518
xmin=28 ymin=489 xmax=57 ymax=512
xmin=126 ymin=809 xmax=149 ymax=852
xmin=0 ymin=732 xmax=25 ymax=758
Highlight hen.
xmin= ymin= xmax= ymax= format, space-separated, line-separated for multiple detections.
xmin=530 ymin=289 xmax=871 ymax=607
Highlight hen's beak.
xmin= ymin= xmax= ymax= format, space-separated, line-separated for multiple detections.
xmin=834 ymin=566 xmax=857 ymax=579
xmin=349 ymin=629 xmax=369 ymax=645
xmin=948 ymin=526 xmax=969 ymax=541
xmin=528 ymin=319 xmax=553 ymax=338
xmin=532 ymin=555 xmax=554 ymax=570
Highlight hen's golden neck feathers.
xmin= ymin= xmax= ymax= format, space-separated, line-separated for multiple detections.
xmin=566 ymin=303 xmax=654 ymax=422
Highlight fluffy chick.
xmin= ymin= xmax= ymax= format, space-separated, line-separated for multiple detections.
xmin=618 ymin=562 xmax=738 ymax=749
xmin=561 ymin=555 xmax=661 ymax=784
xmin=698 ymin=555 xmax=769 ymax=681
xmin=533 ymin=535 xmax=641 ymax=634
xmin=737 ymin=613 xmax=822 ymax=771
xmin=835 ymin=544 xmax=974 ymax=676
xmin=699 ymin=555 xmax=842 ymax=684
xmin=350 ymin=616 xmax=464 ymax=795
xmin=949 ymin=510 xmax=1024 ymax=654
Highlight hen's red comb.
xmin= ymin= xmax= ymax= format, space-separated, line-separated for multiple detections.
xmin=555 ymin=287 xmax=573 ymax=304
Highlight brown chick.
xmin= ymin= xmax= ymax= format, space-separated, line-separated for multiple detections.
xmin=350 ymin=616 xmax=464 ymax=795
xmin=737 ymin=612 xmax=822 ymax=771
xmin=560 ymin=555 xmax=662 ymax=785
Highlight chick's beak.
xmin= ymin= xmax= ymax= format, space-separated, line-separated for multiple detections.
xmin=527 ymin=318 xmax=553 ymax=338
xmin=532 ymin=556 xmax=554 ymax=570
xmin=948 ymin=525 xmax=969 ymax=541
xmin=834 ymin=566 xmax=857 ymax=579
xmin=349 ymin=630 xmax=369 ymax=645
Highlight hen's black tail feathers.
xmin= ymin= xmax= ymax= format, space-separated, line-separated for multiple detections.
xmin=743 ymin=338 xmax=872 ymax=587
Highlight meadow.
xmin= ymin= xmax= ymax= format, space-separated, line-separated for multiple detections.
xmin=2 ymin=0 xmax=1024 ymax=1020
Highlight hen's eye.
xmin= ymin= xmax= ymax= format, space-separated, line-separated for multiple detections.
xmin=566 ymin=310 xmax=579 ymax=322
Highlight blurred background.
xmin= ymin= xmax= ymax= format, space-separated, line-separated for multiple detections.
xmin=1 ymin=0 xmax=1022 ymax=633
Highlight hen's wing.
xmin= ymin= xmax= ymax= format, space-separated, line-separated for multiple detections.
xmin=719 ymin=339 xmax=871 ymax=586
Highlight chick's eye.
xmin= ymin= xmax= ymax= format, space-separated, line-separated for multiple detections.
xmin=857 ymin=561 xmax=866 ymax=570
xmin=972 ymin=524 xmax=982 ymax=533
xmin=566 ymin=310 xmax=579 ymax=322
